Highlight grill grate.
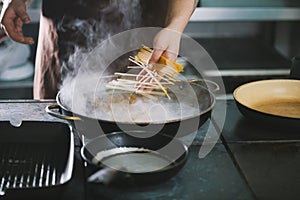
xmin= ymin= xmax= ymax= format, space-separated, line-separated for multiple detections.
xmin=0 ymin=143 xmax=64 ymax=195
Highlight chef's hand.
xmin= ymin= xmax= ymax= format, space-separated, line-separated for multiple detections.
xmin=0 ymin=0 xmax=34 ymax=44
xmin=149 ymin=28 xmax=181 ymax=65
xmin=135 ymin=28 xmax=182 ymax=92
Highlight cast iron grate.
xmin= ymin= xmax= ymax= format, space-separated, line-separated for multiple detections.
xmin=0 ymin=143 xmax=65 ymax=195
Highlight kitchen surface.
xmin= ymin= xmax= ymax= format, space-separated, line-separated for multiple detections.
xmin=0 ymin=99 xmax=299 ymax=200
xmin=1 ymin=1 xmax=300 ymax=200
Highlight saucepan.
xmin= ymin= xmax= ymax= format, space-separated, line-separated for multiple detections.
xmin=233 ymin=57 xmax=300 ymax=128
xmin=81 ymin=131 xmax=188 ymax=186
xmin=46 ymin=79 xmax=217 ymax=139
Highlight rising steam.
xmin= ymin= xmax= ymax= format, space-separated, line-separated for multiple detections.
xmin=58 ymin=0 xmax=142 ymax=112
xmin=58 ymin=0 xmax=142 ymax=85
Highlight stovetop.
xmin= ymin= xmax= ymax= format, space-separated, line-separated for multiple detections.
xmin=0 ymin=101 xmax=299 ymax=200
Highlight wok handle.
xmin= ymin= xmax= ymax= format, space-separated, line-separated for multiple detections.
xmin=45 ymin=104 xmax=81 ymax=121
xmin=291 ymin=56 xmax=300 ymax=80
xmin=188 ymin=79 xmax=220 ymax=93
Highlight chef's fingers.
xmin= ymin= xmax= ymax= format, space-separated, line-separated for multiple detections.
xmin=15 ymin=5 xmax=31 ymax=24
xmin=15 ymin=17 xmax=23 ymax=34
xmin=162 ymin=50 xmax=178 ymax=62
xmin=1 ymin=3 xmax=34 ymax=44
xmin=3 ymin=20 xmax=34 ymax=44
xmin=15 ymin=7 xmax=34 ymax=44
xmin=149 ymin=48 xmax=164 ymax=65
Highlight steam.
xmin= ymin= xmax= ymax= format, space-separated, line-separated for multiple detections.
xmin=58 ymin=0 xmax=141 ymax=81
xmin=58 ymin=0 xmax=142 ymax=110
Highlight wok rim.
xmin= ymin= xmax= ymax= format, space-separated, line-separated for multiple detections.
xmin=233 ymin=79 xmax=300 ymax=120
xmin=56 ymin=83 xmax=216 ymax=124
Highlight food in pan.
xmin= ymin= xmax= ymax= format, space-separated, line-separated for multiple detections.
xmin=60 ymin=78 xmax=201 ymax=123
xmin=90 ymin=91 xmax=199 ymax=123
xmin=106 ymin=45 xmax=184 ymax=99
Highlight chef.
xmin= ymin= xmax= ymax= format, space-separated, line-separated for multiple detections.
xmin=0 ymin=0 xmax=198 ymax=99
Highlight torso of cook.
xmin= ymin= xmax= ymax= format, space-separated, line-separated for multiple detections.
xmin=34 ymin=0 xmax=169 ymax=99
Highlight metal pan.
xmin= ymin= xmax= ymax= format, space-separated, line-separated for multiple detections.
xmin=234 ymin=79 xmax=300 ymax=128
xmin=46 ymin=80 xmax=216 ymax=139
xmin=233 ymin=57 xmax=300 ymax=128
xmin=81 ymin=131 xmax=188 ymax=186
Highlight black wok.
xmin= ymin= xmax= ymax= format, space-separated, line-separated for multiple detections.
xmin=81 ymin=132 xmax=188 ymax=186
xmin=46 ymin=80 xmax=216 ymax=139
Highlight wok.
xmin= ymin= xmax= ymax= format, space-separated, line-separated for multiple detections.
xmin=233 ymin=57 xmax=300 ymax=128
xmin=81 ymin=132 xmax=188 ymax=186
xmin=46 ymin=80 xmax=216 ymax=139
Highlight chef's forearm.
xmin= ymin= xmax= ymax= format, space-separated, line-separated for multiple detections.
xmin=165 ymin=0 xmax=198 ymax=33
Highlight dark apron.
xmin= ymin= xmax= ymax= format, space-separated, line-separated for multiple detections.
xmin=34 ymin=0 xmax=168 ymax=99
